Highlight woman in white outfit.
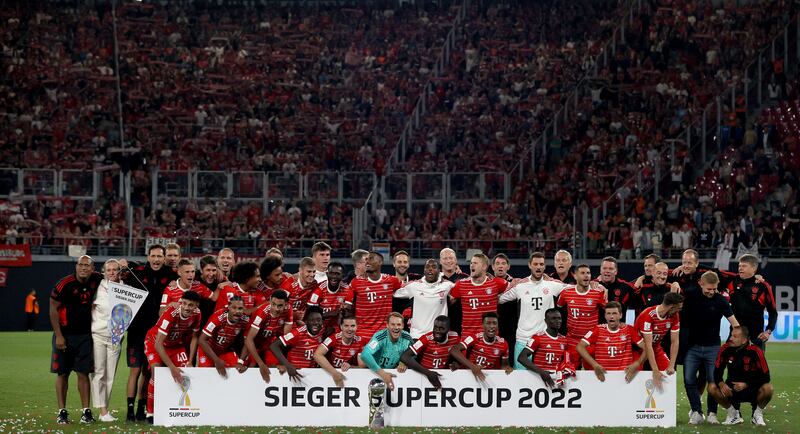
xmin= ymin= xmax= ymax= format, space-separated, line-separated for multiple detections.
xmin=91 ymin=259 xmax=122 ymax=422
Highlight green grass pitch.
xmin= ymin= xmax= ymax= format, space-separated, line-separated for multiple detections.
xmin=0 ymin=332 xmax=797 ymax=433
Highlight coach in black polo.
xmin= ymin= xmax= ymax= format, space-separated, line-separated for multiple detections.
xmin=50 ymin=255 xmax=103 ymax=424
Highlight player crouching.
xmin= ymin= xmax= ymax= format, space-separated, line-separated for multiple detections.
xmin=197 ymin=296 xmax=247 ymax=377
xmin=143 ymin=291 xmax=202 ymax=424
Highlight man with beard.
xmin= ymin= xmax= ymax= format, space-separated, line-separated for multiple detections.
xmin=449 ymin=254 xmax=509 ymax=337
xmin=391 ymin=250 xmax=422 ymax=325
xmin=214 ymin=262 xmax=265 ymax=315
xmin=197 ymin=296 xmax=247 ymax=376
xmin=196 ymin=255 xmax=222 ymax=325
xmin=270 ymin=307 xmax=325 ymax=381
xmin=393 ymin=259 xmax=454 ymax=338
xmin=122 ymin=245 xmax=176 ymax=422
xmin=556 ymin=264 xmax=607 ymax=369
xmin=499 ymin=252 xmax=570 ymax=367
xmin=314 ymin=315 xmax=366 ymax=387
xmin=450 ymin=312 xmax=514 ymax=381
xmin=402 ymin=316 xmax=460 ymax=389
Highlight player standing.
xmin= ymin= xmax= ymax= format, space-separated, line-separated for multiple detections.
xmin=726 ymin=254 xmax=777 ymax=350
xmin=307 ymin=262 xmax=353 ymax=335
xmin=160 ymin=259 xmax=215 ymax=315
xmin=556 ymin=264 xmax=607 ymax=367
xmin=393 ymin=259 xmax=454 ymax=338
xmin=284 ymin=257 xmax=320 ymax=324
xmin=449 ymin=253 xmax=509 ymax=337
xmin=311 ymin=242 xmax=332 ymax=284
xmin=350 ymin=252 xmax=402 ymax=339
xmin=214 ymin=261 xmax=264 ymax=315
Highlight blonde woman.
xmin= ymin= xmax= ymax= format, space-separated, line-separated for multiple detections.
xmin=91 ymin=259 xmax=122 ymax=422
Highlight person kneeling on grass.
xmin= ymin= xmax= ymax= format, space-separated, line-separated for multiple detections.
xmin=708 ymin=326 xmax=773 ymax=426
xmin=197 ymin=296 xmax=247 ymax=377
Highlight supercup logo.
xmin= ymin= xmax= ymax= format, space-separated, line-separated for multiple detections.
xmin=108 ymin=304 xmax=133 ymax=345
xmin=178 ymin=375 xmax=192 ymax=407
xmin=368 ymin=378 xmax=387 ymax=428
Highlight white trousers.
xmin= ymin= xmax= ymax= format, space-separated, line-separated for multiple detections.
xmin=90 ymin=333 xmax=121 ymax=409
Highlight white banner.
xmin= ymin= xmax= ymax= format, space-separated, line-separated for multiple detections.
xmin=106 ymin=281 xmax=148 ymax=345
xmin=155 ymin=368 xmax=676 ymax=428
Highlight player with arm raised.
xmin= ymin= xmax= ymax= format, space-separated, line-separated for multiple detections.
xmin=269 ymin=307 xmax=325 ymax=382
xmin=517 ymin=308 xmax=574 ymax=389
xmin=359 ymin=312 xmax=413 ymax=391
xmin=401 ymin=316 xmax=459 ymax=389
xmin=214 ymin=261 xmax=265 ymax=315
xmin=449 ymin=312 xmax=513 ymax=381
xmin=313 ymin=315 xmax=365 ymax=387
xmin=393 ymin=259 xmax=453 ymax=338
xmin=449 ymin=253 xmax=509 ymax=337
xmin=350 ymin=252 xmax=403 ymax=339
xmin=239 ymin=290 xmax=292 ymax=382
xmin=197 ymin=296 xmax=247 ymax=378
xmin=635 ymin=292 xmax=683 ymax=390
xmin=143 ymin=291 xmax=201 ymax=424
xmin=577 ymin=301 xmax=646 ymax=383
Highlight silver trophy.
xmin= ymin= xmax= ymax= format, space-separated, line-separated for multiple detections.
xmin=368 ymin=378 xmax=387 ymax=428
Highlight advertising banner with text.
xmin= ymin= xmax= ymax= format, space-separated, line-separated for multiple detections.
xmin=155 ymin=368 xmax=676 ymax=428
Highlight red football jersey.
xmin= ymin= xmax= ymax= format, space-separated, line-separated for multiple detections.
xmin=556 ymin=286 xmax=606 ymax=340
xmin=634 ymin=305 xmax=680 ymax=346
xmin=248 ymin=303 xmax=293 ymax=350
xmin=202 ymin=309 xmax=247 ymax=354
xmin=283 ymin=277 xmax=319 ymax=323
xmin=350 ymin=274 xmax=402 ymax=338
xmin=214 ymin=283 xmax=266 ymax=312
xmin=410 ymin=331 xmax=460 ymax=369
xmin=146 ymin=305 xmax=201 ymax=348
xmin=459 ymin=332 xmax=509 ymax=369
xmin=160 ymin=282 xmax=213 ymax=308
xmin=450 ymin=276 xmax=509 ymax=337
xmin=525 ymin=332 xmax=570 ymax=372
xmin=307 ymin=281 xmax=354 ymax=330
xmin=581 ymin=323 xmax=642 ymax=370
xmin=320 ymin=333 xmax=365 ymax=368
xmin=279 ymin=326 xmax=323 ymax=369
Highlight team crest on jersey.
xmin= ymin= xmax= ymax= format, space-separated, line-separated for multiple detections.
xmin=349 ymin=349 xmax=356 ymax=356
xmin=587 ymin=299 xmax=593 ymax=305
xmin=614 ymin=289 xmax=621 ymax=296
xmin=383 ymin=284 xmax=388 ymax=290
xmin=666 ymin=322 xmax=671 ymax=328
xmin=560 ymin=344 xmax=565 ymax=350
xmin=493 ymin=349 xmax=500 ymax=355
xmin=486 ymin=289 xmax=492 ymax=295
xmin=543 ymin=288 xmax=549 ymax=295
xmin=337 ymin=297 xmax=344 ymax=303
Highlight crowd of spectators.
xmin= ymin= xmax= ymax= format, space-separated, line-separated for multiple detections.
xmin=1 ymin=0 xmax=798 ymax=258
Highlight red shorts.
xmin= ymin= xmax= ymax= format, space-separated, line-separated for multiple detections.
xmin=566 ymin=336 xmax=593 ymax=370
xmin=197 ymin=347 xmax=239 ymax=367
xmin=636 ymin=347 xmax=670 ymax=371
xmin=144 ymin=339 xmax=190 ymax=367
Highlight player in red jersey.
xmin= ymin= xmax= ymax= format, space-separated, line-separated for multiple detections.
xmin=449 ymin=253 xmax=509 ymax=337
xmin=197 ymin=296 xmax=247 ymax=377
xmin=450 ymin=312 xmax=513 ymax=381
xmin=143 ymin=291 xmax=201 ymax=423
xmin=307 ymin=262 xmax=354 ymax=335
xmin=214 ymin=261 xmax=264 ymax=315
xmin=556 ymin=264 xmax=607 ymax=368
xmin=577 ymin=301 xmax=647 ymax=383
xmin=401 ymin=316 xmax=459 ymax=388
xmin=160 ymin=259 xmax=215 ymax=315
xmin=314 ymin=314 xmax=366 ymax=387
xmin=634 ymin=292 xmax=683 ymax=389
xmin=350 ymin=251 xmax=403 ymax=339
xmin=284 ymin=257 xmax=321 ymax=325
xmin=270 ymin=306 xmax=325 ymax=381
xmin=517 ymin=308 xmax=574 ymax=388
xmin=239 ymin=290 xmax=292 ymax=382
